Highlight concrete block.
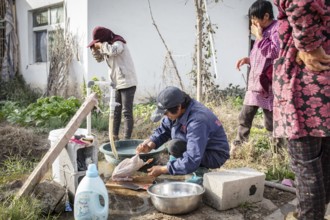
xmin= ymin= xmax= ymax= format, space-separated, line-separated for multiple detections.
xmin=203 ymin=167 xmax=265 ymax=210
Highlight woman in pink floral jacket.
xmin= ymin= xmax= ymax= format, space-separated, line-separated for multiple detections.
xmin=273 ymin=0 xmax=330 ymax=219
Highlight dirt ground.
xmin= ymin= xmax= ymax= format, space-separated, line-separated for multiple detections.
xmin=0 ymin=122 xmax=296 ymax=219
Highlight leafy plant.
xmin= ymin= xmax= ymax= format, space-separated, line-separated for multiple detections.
xmin=2 ymin=96 xmax=81 ymax=128
xmin=133 ymin=102 xmax=156 ymax=123
xmin=82 ymin=76 xmax=105 ymax=107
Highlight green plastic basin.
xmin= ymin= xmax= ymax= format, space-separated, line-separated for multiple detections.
xmin=99 ymin=139 xmax=166 ymax=165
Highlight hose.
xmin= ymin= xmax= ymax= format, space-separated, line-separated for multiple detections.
xmin=109 ymin=85 xmax=119 ymax=159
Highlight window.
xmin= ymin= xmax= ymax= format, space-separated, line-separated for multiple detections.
xmin=32 ymin=5 xmax=64 ymax=62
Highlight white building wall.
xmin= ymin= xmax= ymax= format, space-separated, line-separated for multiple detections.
xmin=65 ymin=0 xmax=88 ymax=93
xmin=16 ymin=0 xmax=278 ymax=101
xmin=16 ymin=0 xmax=88 ymax=93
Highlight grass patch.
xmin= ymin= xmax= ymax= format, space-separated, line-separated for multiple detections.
xmin=0 ymin=155 xmax=36 ymax=185
xmin=0 ymin=196 xmax=58 ymax=220
xmin=217 ymin=99 xmax=293 ymax=182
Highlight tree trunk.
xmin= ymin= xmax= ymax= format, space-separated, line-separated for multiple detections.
xmin=194 ymin=0 xmax=203 ymax=102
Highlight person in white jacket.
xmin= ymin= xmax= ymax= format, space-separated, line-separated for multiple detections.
xmin=87 ymin=26 xmax=138 ymax=140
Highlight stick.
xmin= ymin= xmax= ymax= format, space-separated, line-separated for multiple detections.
xmin=147 ymin=0 xmax=184 ymax=90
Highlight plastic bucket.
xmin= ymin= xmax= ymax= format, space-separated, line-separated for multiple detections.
xmin=48 ymin=128 xmax=90 ymax=182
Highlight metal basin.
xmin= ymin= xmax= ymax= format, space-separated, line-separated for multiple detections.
xmin=99 ymin=139 xmax=166 ymax=165
xmin=147 ymin=181 xmax=205 ymax=215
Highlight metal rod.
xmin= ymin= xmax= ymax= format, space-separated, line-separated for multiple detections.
xmin=265 ymin=180 xmax=296 ymax=194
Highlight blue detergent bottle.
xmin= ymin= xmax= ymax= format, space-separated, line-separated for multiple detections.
xmin=74 ymin=164 xmax=109 ymax=220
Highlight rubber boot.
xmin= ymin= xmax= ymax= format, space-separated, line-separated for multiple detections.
xmin=185 ymin=173 xmax=203 ymax=185
xmin=169 ymin=155 xmax=176 ymax=162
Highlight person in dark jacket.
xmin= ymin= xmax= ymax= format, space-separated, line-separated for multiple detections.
xmin=136 ymin=86 xmax=230 ymax=179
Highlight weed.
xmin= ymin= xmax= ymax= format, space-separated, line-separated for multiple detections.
xmin=266 ymin=165 xmax=295 ymax=181
xmin=0 ymin=155 xmax=36 ymax=184
xmin=239 ymin=201 xmax=258 ymax=210
xmin=80 ymin=112 xmax=110 ymax=132
xmin=0 ymin=196 xmax=58 ymax=220
xmin=0 ymin=75 xmax=41 ymax=106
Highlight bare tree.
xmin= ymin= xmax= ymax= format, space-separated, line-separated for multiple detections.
xmin=147 ymin=0 xmax=184 ymax=90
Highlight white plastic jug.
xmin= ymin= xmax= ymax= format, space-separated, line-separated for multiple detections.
xmin=74 ymin=164 xmax=109 ymax=220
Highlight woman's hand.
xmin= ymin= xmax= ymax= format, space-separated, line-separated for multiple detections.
xmin=147 ymin=165 xmax=168 ymax=177
xmin=93 ymin=42 xmax=102 ymax=50
xmin=251 ymin=23 xmax=263 ymax=40
xmin=236 ymin=57 xmax=250 ymax=71
xmin=91 ymin=48 xmax=104 ymax=62
xmin=296 ymin=47 xmax=330 ymax=71
xmin=136 ymin=139 xmax=156 ymax=154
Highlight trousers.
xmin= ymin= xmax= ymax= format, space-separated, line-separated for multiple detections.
xmin=113 ymin=86 xmax=136 ymax=139
xmin=235 ymin=105 xmax=273 ymax=143
xmin=288 ymin=137 xmax=330 ymax=220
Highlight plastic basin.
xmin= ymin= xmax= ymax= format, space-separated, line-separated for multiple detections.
xmin=99 ymin=139 xmax=166 ymax=165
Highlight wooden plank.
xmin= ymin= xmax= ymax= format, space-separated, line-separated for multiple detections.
xmin=106 ymin=176 xmax=155 ymax=191
xmin=15 ymin=93 xmax=98 ymax=199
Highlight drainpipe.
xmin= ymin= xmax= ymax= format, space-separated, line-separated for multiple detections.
xmin=86 ymin=80 xmax=119 ymax=159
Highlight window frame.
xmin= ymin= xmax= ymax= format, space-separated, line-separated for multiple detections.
xmin=32 ymin=4 xmax=64 ymax=63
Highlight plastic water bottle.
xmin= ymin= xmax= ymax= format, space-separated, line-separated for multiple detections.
xmin=74 ymin=164 xmax=109 ymax=220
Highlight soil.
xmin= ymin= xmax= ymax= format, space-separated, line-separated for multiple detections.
xmin=0 ymin=122 xmax=296 ymax=219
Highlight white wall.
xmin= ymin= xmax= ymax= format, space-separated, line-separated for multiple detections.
xmin=65 ymin=0 xmax=88 ymax=92
xmin=17 ymin=0 xmax=278 ymax=101
xmin=85 ymin=0 xmax=257 ymax=101
xmin=16 ymin=0 xmax=88 ymax=93
xmin=16 ymin=1 xmax=59 ymax=91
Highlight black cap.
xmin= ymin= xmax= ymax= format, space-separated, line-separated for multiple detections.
xmin=150 ymin=86 xmax=184 ymax=122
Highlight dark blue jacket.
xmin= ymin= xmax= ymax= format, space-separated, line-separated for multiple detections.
xmin=150 ymin=99 xmax=230 ymax=175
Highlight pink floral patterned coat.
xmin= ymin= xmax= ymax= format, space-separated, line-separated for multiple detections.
xmin=273 ymin=0 xmax=330 ymax=139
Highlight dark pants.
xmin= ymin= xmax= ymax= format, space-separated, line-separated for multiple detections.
xmin=113 ymin=86 xmax=136 ymax=139
xmin=167 ymin=139 xmax=187 ymax=159
xmin=288 ymin=137 xmax=330 ymax=220
xmin=235 ymin=105 xmax=273 ymax=143
xmin=166 ymin=139 xmax=225 ymax=169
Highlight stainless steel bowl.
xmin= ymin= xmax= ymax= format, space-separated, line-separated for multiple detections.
xmin=147 ymin=181 xmax=205 ymax=214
